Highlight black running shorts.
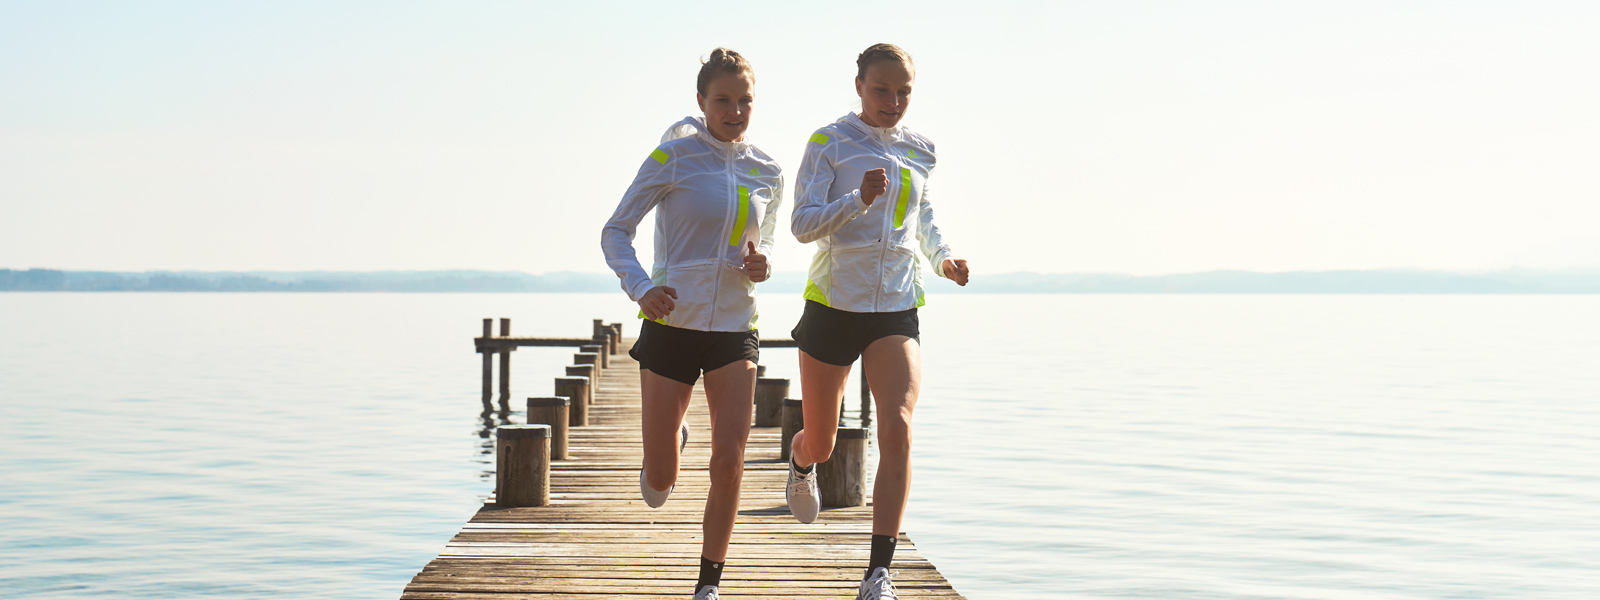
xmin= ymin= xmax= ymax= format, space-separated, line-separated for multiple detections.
xmin=789 ymin=300 xmax=920 ymax=367
xmin=629 ymin=319 xmax=760 ymax=386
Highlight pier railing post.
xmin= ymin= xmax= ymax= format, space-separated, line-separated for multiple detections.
xmin=817 ymin=427 xmax=868 ymax=507
xmin=755 ymin=377 xmax=789 ymax=427
xmin=565 ymin=365 xmax=595 ymax=407
xmin=610 ymin=323 xmax=622 ymax=354
xmin=495 ymin=424 xmax=551 ymax=507
xmin=481 ymin=318 xmax=494 ymax=413
xmin=555 ymin=376 xmax=590 ymax=427
xmin=781 ymin=398 xmax=803 ymax=461
xmin=526 ymin=397 xmax=570 ymax=460
xmin=574 ymin=352 xmax=601 ymax=383
xmin=498 ymin=318 xmax=512 ymax=412
xmin=581 ymin=344 xmax=607 ymax=369
xmin=756 ymin=365 xmax=767 ymax=377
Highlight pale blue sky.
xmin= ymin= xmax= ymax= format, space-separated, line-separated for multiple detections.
xmin=3 ymin=1 xmax=1597 ymax=275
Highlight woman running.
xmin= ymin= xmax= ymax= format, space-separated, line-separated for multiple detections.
xmin=783 ymin=43 xmax=970 ymax=600
xmin=600 ymin=48 xmax=782 ymax=600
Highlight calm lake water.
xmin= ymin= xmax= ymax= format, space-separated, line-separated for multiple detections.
xmin=2 ymin=293 xmax=1597 ymax=599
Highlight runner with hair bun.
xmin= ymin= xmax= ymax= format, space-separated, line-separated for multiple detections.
xmin=601 ymin=47 xmax=783 ymax=600
xmin=782 ymin=43 xmax=970 ymax=600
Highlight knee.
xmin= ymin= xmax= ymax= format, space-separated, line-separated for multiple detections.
xmin=708 ymin=443 xmax=746 ymax=487
xmin=876 ymin=416 xmax=913 ymax=456
xmin=798 ymin=430 xmax=836 ymax=463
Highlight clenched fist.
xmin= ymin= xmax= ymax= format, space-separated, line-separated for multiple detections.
xmin=942 ymin=258 xmax=970 ymax=286
xmin=860 ymin=168 xmax=888 ymax=206
xmin=744 ymin=241 xmax=769 ymax=283
xmin=638 ymin=286 xmax=678 ymax=320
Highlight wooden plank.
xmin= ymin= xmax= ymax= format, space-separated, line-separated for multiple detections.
xmin=406 ymin=333 xmax=965 ymax=599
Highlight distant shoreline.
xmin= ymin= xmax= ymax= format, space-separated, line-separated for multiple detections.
xmin=4 ymin=268 xmax=1598 ymax=294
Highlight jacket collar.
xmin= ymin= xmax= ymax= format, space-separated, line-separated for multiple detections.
xmin=661 ymin=116 xmax=750 ymax=155
xmin=841 ymin=112 xmax=901 ymax=144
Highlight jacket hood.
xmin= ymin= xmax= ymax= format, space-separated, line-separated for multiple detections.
xmin=660 ymin=116 xmax=707 ymax=144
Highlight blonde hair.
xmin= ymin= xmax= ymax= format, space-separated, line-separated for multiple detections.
xmin=697 ymin=48 xmax=755 ymax=95
xmin=856 ymin=43 xmax=914 ymax=80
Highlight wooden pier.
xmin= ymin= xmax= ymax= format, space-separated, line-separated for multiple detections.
xmin=404 ymin=319 xmax=966 ymax=599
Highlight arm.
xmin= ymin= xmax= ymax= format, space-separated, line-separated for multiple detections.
xmin=916 ymin=176 xmax=965 ymax=284
xmin=790 ymin=135 xmax=871 ymax=244
xmin=743 ymin=173 xmax=783 ymax=282
xmin=600 ymin=149 xmax=675 ymax=302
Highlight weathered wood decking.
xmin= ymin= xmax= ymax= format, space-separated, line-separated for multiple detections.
xmin=403 ymin=339 xmax=966 ymax=599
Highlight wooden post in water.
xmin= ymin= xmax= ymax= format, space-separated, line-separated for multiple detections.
xmin=498 ymin=318 xmax=512 ymax=411
xmin=581 ymin=344 xmax=607 ymax=369
xmin=754 ymin=378 xmax=789 ymax=427
xmin=495 ymin=424 xmax=551 ymax=507
xmin=555 ymin=376 xmax=590 ymax=427
xmin=480 ymin=318 xmax=494 ymax=413
xmin=526 ymin=397 xmax=570 ymax=459
xmin=817 ymin=427 xmax=868 ymax=507
xmin=859 ymin=360 xmax=872 ymax=425
xmin=781 ymin=398 xmax=804 ymax=461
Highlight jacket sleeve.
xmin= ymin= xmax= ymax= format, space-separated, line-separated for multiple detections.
xmin=601 ymin=150 xmax=676 ymax=301
xmin=790 ymin=134 xmax=870 ymax=244
xmin=757 ymin=171 xmax=784 ymax=264
xmin=916 ymin=175 xmax=954 ymax=278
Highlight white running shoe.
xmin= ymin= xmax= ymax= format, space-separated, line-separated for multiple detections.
xmin=785 ymin=458 xmax=821 ymax=523
xmin=691 ymin=585 xmax=718 ymax=600
xmin=857 ymin=567 xmax=898 ymax=600
xmin=641 ymin=423 xmax=690 ymax=508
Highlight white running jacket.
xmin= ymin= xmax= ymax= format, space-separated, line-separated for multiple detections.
xmin=791 ymin=113 xmax=954 ymax=313
xmin=602 ymin=116 xmax=784 ymax=332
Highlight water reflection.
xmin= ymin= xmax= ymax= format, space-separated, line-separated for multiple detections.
xmin=474 ymin=408 xmax=517 ymax=481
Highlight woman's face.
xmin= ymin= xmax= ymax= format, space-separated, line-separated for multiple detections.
xmin=697 ymin=71 xmax=754 ymax=143
xmin=855 ymin=60 xmax=914 ymax=128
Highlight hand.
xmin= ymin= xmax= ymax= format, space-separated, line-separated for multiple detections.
xmin=860 ymin=168 xmax=888 ymax=206
xmin=942 ymin=258 xmax=970 ymax=286
xmin=638 ymin=286 xmax=677 ymax=320
xmin=743 ymin=241 xmax=769 ymax=283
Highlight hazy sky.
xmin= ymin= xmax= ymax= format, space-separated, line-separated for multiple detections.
xmin=4 ymin=1 xmax=1598 ymax=275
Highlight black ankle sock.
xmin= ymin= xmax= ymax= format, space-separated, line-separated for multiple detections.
xmin=866 ymin=534 xmax=897 ymax=578
xmin=696 ymin=556 xmax=724 ymax=593
xmin=792 ymin=457 xmax=814 ymax=475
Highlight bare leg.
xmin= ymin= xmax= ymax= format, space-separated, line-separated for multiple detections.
xmin=791 ymin=350 xmax=853 ymax=469
xmin=862 ymin=335 xmax=920 ymax=537
xmin=698 ymin=359 xmax=757 ymax=562
xmin=640 ymin=369 xmax=693 ymax=494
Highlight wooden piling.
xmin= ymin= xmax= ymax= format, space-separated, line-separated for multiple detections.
xmin=580 ymin=344 xmax=607 ymax=369
xmin=818 ymin=427 xmax=868 ymax=507
xmin=574 ymin=351 xmax=599 ymax=373
xmin=756 ymin=364 xmax=767 ymax=377
xmin=754 ymin=377 xmax=789 ymax=427
xmin=525 ymin=397 xmax=570 ymax=460
xmin=480 ymin=319 xmax=493 ymax=413
xmin=494 ymin=424 xmax=551 ymax=508
xmin=554 ymin=376 xmax=589 ymax=427
xmin=781 ymin=397 xmax=804 ymax=461
xmin=564 ymin=365 xmax=595 ymax=407
xmin=610 ymin=323 xmax=622 ymax=354
xmin=498 ymin=318 xmax=512 ymax=410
